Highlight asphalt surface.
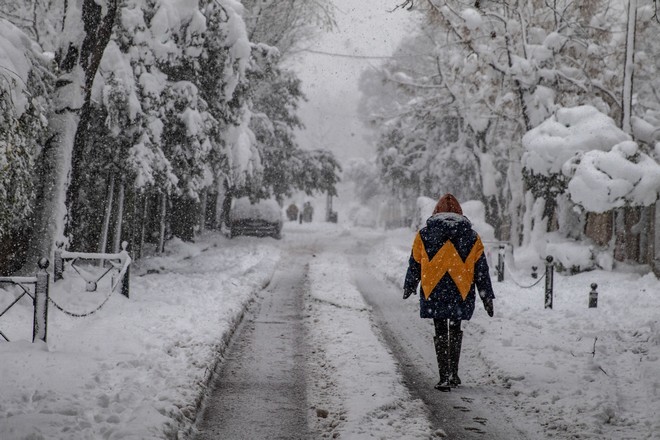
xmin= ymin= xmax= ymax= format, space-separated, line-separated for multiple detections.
xmin=193 ymin=255 xmax=309 ymax=440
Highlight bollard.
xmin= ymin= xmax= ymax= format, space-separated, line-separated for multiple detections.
xmin=544 ymin=256 xmax=554 ymax=309
xmin=33 ymin=258 xmax=49 ymax=343
xmin=54 ymin=241 xmax=64 ymax=282
xmin=120 ymin=241 xmax=130 ymax=298
xmin=531 ymin=266 xmax=538 ymax=279
xmin=589 ymin=283 xmax=598 ymax=308
xmin=497 ymin=245 xmax=505 ymax=282
xmin=121 ymin=265 xmax=130 ymax=298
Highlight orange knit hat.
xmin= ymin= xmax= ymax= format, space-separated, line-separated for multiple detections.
xmin=433 ymin=193 xmax=463 ymax=215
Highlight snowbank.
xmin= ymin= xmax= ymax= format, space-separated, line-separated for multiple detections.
xmin=0 ymin=233 xmax=281 ymax=439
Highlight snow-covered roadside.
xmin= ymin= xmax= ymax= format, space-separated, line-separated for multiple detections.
xmin=0 ymin=233 xmax=281 ymax=440
xmin=303 ymin=239 xmax=437 ymax=439
xmin=370 ymin=227 xmax=660 ymax=440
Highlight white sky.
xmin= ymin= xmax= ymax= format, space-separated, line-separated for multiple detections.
xmin=289 ymin=0 xmax=415 ymax=162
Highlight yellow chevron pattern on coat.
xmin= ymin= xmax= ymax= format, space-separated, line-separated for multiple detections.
xmin=415 ymin=235 xmax=484 ymax=300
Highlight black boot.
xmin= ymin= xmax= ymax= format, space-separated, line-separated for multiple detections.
xmin=433 ymin=335 xmax=451 ymax=392
xmin=449 ymin=328 xmax=463 ymax=387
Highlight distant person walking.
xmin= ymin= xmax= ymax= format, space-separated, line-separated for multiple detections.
xmin=286 ymin=203 xmax=299 ymax=222
xmin=403 ymin=193 xmax=495 ymax=391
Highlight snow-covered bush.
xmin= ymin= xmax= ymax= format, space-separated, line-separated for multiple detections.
xmin=521 ymin=105 xmax=660 ymax=272
xmin=563 ymin=140 xmax=660 ymax=213
xmin=413 ymin=196 xmax=495 ymax=241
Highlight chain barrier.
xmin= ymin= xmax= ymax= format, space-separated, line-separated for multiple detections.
xmin=48 ymin=287 xmax=115 ymax=318
xmin=504 ymin=264 xmax=546 ymax=289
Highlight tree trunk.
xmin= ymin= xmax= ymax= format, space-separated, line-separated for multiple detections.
xmin=113 ymin=177 xmax=125 ymax=253
xmin=24 ymin=0 xmax=118 ymax=271
xmin=138 ymin=193 xmax=149 ymax=260
xmin=158 ymin=193 xmax=167 ymax=254
xmin=215 ymin=180 xmax=228 ymax=228
xmin=613 ymin=208 xmax=627 ymax=262
xmin=25 ymin=111 xmax=80 ymax=269
xmin=99 ymin=172 xmax=115 ymax=257
xmin=199 ymin=190 xmax=208 ymax=234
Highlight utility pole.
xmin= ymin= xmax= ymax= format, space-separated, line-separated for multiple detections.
xmin=622 ymin=0 xmax=637 ymax=135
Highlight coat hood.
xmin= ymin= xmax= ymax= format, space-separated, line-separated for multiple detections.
xmin=426 ymin=212 xmax=472 ymax=240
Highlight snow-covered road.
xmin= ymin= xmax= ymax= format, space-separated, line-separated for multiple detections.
xmin=355 ymin=266 xmax=529 ymax=439
xmin=194 ymin=254 xmax=310 ymax=439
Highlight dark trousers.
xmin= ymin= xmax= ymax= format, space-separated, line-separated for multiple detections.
xmin=434 ymin=318 xmax=461 ymax=337
xmin=432 ymin=318 xmax=463 ymax=386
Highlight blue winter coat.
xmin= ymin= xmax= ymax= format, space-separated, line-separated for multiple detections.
xmin=404 ymin=212 xmax=495 ymax=320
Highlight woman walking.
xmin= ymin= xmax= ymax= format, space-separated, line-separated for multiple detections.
xmin=403 ymin=194 xmax=495 ymax=391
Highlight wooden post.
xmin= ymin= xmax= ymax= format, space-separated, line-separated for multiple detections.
xmin=33 ymin=258 xmax=49 ymax=343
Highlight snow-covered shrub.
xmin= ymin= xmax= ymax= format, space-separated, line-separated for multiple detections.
xmin=563 ymin=140 xmax=660 ymax=213
xmin=520 ymin=105 xmax=660 ymax=273
xmin=412 ymin=196 xmax=495 ymax=241
xmin=546 ymin=235 xmax=596 ymax=274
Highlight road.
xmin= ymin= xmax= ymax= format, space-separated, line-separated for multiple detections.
xmin=193 ymin=252 xmax=310 ymax=440
xmin=193 ymin=227 xmax=532 ymax=439
xmin=353 ymin=265 xmax=529 ymax=439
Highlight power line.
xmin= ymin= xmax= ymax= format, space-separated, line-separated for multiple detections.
xmin=297 ymin=48 xmax=397 ymax=60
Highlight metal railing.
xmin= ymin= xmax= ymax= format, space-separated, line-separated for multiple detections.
xmin=0 ymin=258 xmax=50 ymax=343
xmin=54 ymin=241 xmax=131 ymax=298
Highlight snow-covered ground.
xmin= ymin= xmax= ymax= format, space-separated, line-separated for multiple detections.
xmin=303 ymin=235 xmax=434 ymax=438
xmin=0 ymin=234 xmax=280 ymax=439
xmin=1 ymin=222 xmax=659 ymax=439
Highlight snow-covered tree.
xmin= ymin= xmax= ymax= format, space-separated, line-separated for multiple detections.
xmin=66 ymin=0 xmax=257 ymax=246
xmin=241 ymin=0 xmax=335 ymax=60
xmin=20 ymin=0 xmax=119 ymax=269
xmin=232 ymin=2 xmax=341 ymax=211
xmin=363 ymin=0 xmax=658 ymax=244
xmin=246 ymin=44 xmax=341 ymax=202
xmin=0 ymin=19 xmax=52 ymax=272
